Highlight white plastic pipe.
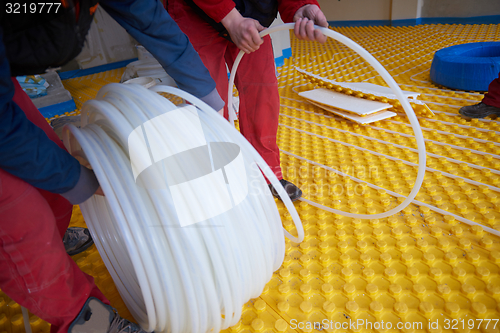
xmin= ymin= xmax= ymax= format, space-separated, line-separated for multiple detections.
xmin=228 ymin=23 xmax=426 ymax=219
xmin=62 ymin=83 xmax=303 ymax=333
xmin=21 ymin=307 xmax=32 ymax=333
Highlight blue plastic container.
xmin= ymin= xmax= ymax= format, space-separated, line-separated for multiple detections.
xmin=430 ymin=42 xmax=500 ymax=92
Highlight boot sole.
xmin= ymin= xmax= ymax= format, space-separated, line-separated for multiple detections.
xmin=269 ymin=186 xmax=303 ymax=202
xmin=67 ymin=239 xmax=94 ymax=256
xmin=459 ymin=109 xmax=500 ymax=120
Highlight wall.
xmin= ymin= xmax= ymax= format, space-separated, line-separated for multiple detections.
xmin=317 ymin=0 xmax=391 ymax=23
xmin=319 ymin=0 xmax=500 ymax=26
xmin=421 ymin=0 xmax=500 ymax=18
xmin=391 ymin=0 xmax=423 ymax=21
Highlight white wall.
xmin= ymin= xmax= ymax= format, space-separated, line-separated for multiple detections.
xmin=391 ymin=0 xmax=423 ymax=21
xmin=316 ymin=0 xmax=391 ymax=22
xmin=318 ymin=0 xmax=500 ymax=24
xmin=421 ymin=0 xmax=500 ymax=18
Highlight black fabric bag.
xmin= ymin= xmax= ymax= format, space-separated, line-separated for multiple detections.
xmin=1 ymin=0 xmax=98 ymax=76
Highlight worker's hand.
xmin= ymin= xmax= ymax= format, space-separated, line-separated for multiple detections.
xmin=293 ymin=4 xmax=328 ymax=43
xmin=221 ymin=8 xmax=265 ymax=54
xmin=95 ymin=186 xmax=105 ymax=196
xmin=218 ymin=108 xmax=224 ymax=117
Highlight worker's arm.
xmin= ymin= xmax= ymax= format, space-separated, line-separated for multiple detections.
xmin=0 ymin=30 xmax=99 ymax=204
xmin=187 ymin=0 xmax=265 ymax=54
xmin=99 ymin=0 xmax=224 ymax=111
xmin=220 ymin=8 xmax=265 ymax=54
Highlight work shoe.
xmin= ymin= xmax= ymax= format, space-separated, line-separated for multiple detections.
xmin=50 ymin=115 xmax=81 ymax=139
xmin=63 ymin=227 xmax=94 ymax=256
xmin=459 ymin=102 xmax=500 ymax=119
xmin=269 ymin=179 xmax=302 ymax=202
xmin=69 ymin=298 xmax=149 ymax=333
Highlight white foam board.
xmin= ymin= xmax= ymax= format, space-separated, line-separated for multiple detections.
xmin=307 ymin=100 xmax=397 ymax=124
xmin=341 ymin=82 xmax=420 ymax=99
xmin=299 ymin=88 xmax=392 ymax=116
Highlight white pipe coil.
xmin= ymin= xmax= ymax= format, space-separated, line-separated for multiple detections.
xmin=62 ymin=83 xmax=304 ymax=333
xmin=228 ymin=23 xmax=426 ymax=219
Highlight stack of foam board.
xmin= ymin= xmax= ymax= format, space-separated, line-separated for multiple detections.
xmin=295 ymin=69 xmax=434 ymax=118
xmin=298 ymin=88 xmax=396 ymax=124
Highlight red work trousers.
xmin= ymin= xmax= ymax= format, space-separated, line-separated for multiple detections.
xmin=0 ymin=79 xmax=107 ymax=333
xmin=167 ymin=0 xmax=283 ymax=180
xmin=483 ymin=71 xmax=500 ymax=108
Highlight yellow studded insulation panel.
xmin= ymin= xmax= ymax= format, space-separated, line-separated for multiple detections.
xmin=2 ymin=23 xmax=500 ymax=333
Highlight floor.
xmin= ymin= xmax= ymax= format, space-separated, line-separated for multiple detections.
xmin=1 ymin=23 xmax=500 ymax=333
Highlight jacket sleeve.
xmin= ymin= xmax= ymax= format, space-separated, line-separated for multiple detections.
xmin=100 ymin=0 xmax=224 ymax=110
xmin=277 ymin=0 xmax=320 ymax=23
xmin=0 ymin=29 xmax=98 ymax=204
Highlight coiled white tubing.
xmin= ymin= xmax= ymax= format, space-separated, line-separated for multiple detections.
xmin=62 ymin=83 xmax=304 ymax=333
xmin=228 ymin=23 xmax=427 ymax=219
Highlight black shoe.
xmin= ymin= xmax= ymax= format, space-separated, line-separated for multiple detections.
xmin=63 ymin=227 xmax=94 ymax=256
xmin=459 ymin=102 xmax=500 ymax=119
xmin=69 ymin=298 xmax=150 ymax=333
xmin=269 ymin=179 xmax=302 ymax=202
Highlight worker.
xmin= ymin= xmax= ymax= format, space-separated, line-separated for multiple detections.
xmin=459 ymin=71 xmax=500 ymax=118
xmin=166 ymin=0 xmax=329 ymax=202
xmin=0 ymin=0 xmax=223 ymax=332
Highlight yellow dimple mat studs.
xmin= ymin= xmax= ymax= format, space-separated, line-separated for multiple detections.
xmin=6 ymin=23 xmax=500 ymax=332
